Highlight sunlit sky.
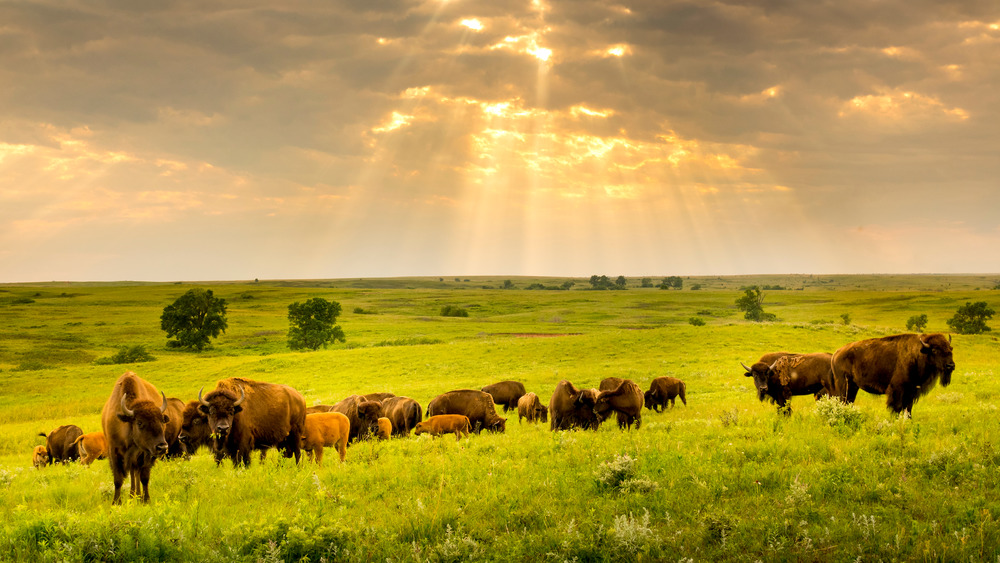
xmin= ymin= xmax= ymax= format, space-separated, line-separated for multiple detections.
xmin=2 ymin=0 xmax=999 ymax=282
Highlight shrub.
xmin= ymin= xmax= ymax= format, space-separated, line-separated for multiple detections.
xmin=814 ymin=396 xmax=866 ymax=432
xmin=94 ymin=345 xmax=156 ymax=365
xmin=595 ymin=454 xmax=637 ymax=491
xmin=906 ymin=314 xmax=928 ymax=332
xmin=440 ymin=305 xmax=469 ymax=317
xmin=688 ymin=317 xmax=705 ymax=326
xmin=840 ymin=313 xmax=851 ymax=325
xmin=947 ymin=301 xmax=994 ymax=334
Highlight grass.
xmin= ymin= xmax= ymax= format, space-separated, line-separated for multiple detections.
xmin=1 ymin=275 xmax=999 ymax=561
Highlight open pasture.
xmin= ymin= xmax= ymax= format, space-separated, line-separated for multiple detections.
xmin=1 ymin=276 xmax=1000 ymax=561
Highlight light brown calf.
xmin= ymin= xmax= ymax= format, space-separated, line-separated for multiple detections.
xmin=414 ymin=415 xmax=471 ymax=441
xmin=32 ymin=446 xmax=48 ymax=469
xmin=73 ymin=432 xmax=108 ymax=466
xmin=300 ymin=412 xmax=350 ymax=465
xmin=376 ymin=417 xmax=392 ymax=440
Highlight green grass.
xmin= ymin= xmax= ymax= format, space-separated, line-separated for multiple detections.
xmin=1 ymin=276 xmax=1000 ymax=561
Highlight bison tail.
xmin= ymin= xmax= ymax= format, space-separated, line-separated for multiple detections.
xmin=679 ymin=383 xmax=687 ymax=405
xmin=38 ymin=432 xmax=47 ymax=438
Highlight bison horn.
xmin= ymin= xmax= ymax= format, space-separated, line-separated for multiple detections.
xmin=160 ymin=391 xmax=168 ymax=413
xmin=740 ymin=362 xmax=751 ymax=373
xmin=198 ymin=387 xmax=210 ymax=407
xmin=233 ymin=387 xmax=246 ymax=408
xmin=120 ymin=393 xmax=134 ymax=417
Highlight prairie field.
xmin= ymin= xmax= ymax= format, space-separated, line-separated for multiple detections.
xmin=1 ymin=275 xmax=1000 ymax=562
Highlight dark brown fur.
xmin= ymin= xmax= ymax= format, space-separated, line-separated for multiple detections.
xmin=743 ymin=353 xmax=832 ymax=414
xmin=427 ymin=390 xmax=506 ymax=433
xmin=595 ymin=378 xmax=644 ymax=430
xmin=162 ymin=397 xmax=186 ymax=459
xmin=381 ymin=396 xmax=423 ymax=436
xmin=831 ymin=333 xmax=955 ymax=415
xmin=199 ymin=377 xmax=306 ymax=467
xmin=362 ymin=392 xmax=396 ymax=403
xmin=101 ymin=371 xmax=169 ymax=504
xmin=549 ymin=380 xmax=600 ymax=431
xmin=516 ymin=392 xmax=548 ymax=424
xmin=177 ymin=400 xmax=212 ymax=458
xmin=331 ymin=395 xmax=384 ymax=442
xmin=38 ymin=424 xmax=83 ymax=465
xmin=644 ymin=377 xmax=687 ymax=411
xmin=481 ymin=381 xmax=527 ymax=412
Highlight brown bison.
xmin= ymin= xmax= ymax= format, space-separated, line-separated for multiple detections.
xmin=330 ymin=395 xmax=384 ymax=442
xmin=377 ymin=417 xmax=392 ymax=440
xmin=516 ymin=392 xmax=548 ymax=424
xmin=415 ymin=415 xmax=471 ymax=441
xmin=381 ymin=396 xmax=423 ymax=437
xmin=549 ymin=380 xmax=601 ymax=431
xmin=427 ymin=390 xmax=506 ymax=434
xmin=306 ymin=405 xmax=334 ymax=414
xmin=162 ymin=397 xmax=186 ymax=459
xmin=596 ymin=378 xmax=644 ymax=430
xmin=101 ymin=371 xmax=170 ymax=504
xmin=177 ymin=400 xmax=213 ymax=459
xmin=481 ymin=381 xmax=527 ymax=413
xmin=831 ymin=333 xmax=955 ymax=415
xmin=72 ymin=432 xmax=108 ymax=466
xmin=363 ymin=392 xmax=396 ymax=403
xmin=300 ymin=412 xmax=350 ymax=465
xmin=38 ymin=424 xmax=83 ymax=465
xmin=198 ymin=377 xmax=306 ymax=467
xmin=644 ymin=377 xmax=687 ymax=411
xmin=741 ymin=352 xmax=833 ymax=414
xmin=32 ymin=446 xmax=49 ymax=469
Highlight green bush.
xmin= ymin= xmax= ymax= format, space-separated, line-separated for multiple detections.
xmin=94 ymin=345 xmax=156 ymax=365
xmin=440 ymin=305 xmax=469 ymax=317
xmin=947 ymin=301 xmax=994 ymax=334
xmin=906 ymin=314 xmax=928 ymax=332
xmin=689 ymin=317 xmax=706 ymax=326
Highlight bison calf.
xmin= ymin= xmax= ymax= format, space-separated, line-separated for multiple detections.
xmin=72 ymin=432 xmax=108 ymax=466
xmin=517 ymin=392 xmax=548 ymax=424
xmin=301 ymin=412 xmax=350 ymax=465
xmin=32 ymin=446 xmax=48 ymax=469
xmin=414 ymin=415 xmax=471 ymax=441
xmin=377 ymin=417 xmax=392 ymax=440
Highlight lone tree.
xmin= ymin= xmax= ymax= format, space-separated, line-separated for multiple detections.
xmin=287 ymin=297 xmax=346 ymax=350
xmin=160 ymin=288 xmax=228 ymax=350
xmin=660 ymin=276 xmax=683 ymax=290
xmin=947 ymin=301 xmax=995 ymax=334
xmin=735 ymin=286 xmax=775 ymax=322
xmin=906 ymin=314 xmax=929 ymax=332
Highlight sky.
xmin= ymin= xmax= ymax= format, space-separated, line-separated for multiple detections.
xmin=1 ymin=0 xmax=999 ymax=282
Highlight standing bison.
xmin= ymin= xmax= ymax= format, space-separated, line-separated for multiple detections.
xmin=198 ymin=377 xmax=306 ymax=467
xmin=481 ymin=381 xmax=527 ymax=413
xmin=37 ymin=424 xmax=83 ymax=465
xmin=596 ymin=378 xmax=644 ymax=430
xmin=330 ymin=395 xmax=384 ymax=442
xmin=300 ymin=412 xmax=350 ymax=465
xmin=72 ymin=432 xmax=108 ymax=466
xmin=741 ymin=353 xmax=834 ymax=414
xmin=516 ymin=392 xmax=548 ymax=424
xmin=162 ymin=397 xmax=187 ymax=459
xmin=177 ymin=400 xmax=213 ymax=459
xmin=549 ymin=380 xmax=601 ymax=431
xmin=101 ymin=371 xmax=170 ymax=504
xmin=831 ymin=333 xmax=955 ymax=415
xmin=427 ymin=390 xmax=506 ymax=433
xmin=381 ymin=396 xmax=423 ymax=437
xmin=644 ymin=377 xmax=687 ymax=411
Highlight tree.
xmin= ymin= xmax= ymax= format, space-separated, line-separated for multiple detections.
xmin=615 ymin=275 xmax=627 ymax=289
xmin=160 ymin=289 xmax=228 ymax=350
xmin=287 ymin=298 xmax=345 ymax=350
xmin=947 ymin=301 xmax=995 ymax=334
xmin=502 ymin=280 xmax=515 ymax=290
xmin=906 ymin=314 xmax=928 ymax=332
xmin=735 ymin=286 xmax=775 ymax=322
xmin=641 ymin=278 xmax=653 ymax=288
xmin=660 ymin=276 xmax=683 ymax=290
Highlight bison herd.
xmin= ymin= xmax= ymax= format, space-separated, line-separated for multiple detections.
xmin=33 ymin=331 xmax=954 ymax=505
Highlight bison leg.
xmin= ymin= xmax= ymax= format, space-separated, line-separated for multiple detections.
xmin=314 ymin=445 xmax=323 ymax=467
xmin=110 ymin=456 xmax=126 ymax=505
xmin=138 ymin=464 xmax=152 ymax=503
xmin=634 ymin=413 xmax=641 ymax=430
xmin=337 ymin=438 xmax=346 ymax=463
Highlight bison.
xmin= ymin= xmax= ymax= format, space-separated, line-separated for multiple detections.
xmin=516 ymin=392 xmax=548 ymax=424
xmin=831 ymin=333 xmax=955 ymax=416
xmin=376 ymin=417 xmax=392 ymax=440
xmin=72 ymin=432 xmax=108 ymax=466
xmin=300 ymin=412 xmax=350 ymax=465
xmin=481 ymin=381 xmax=527 ymax=413
xmin=198 ymin=377 xmax=306 ymax=467
xmin=101 ymin=371 xmax=170 ymax=504
xmin=381 ymin=396 xmax=423 ymax=437
xmin=362 ymin=392 xmax=396 ymax=403
xmin=549 ymin=380 xmax=601 ymax=431
xmin=177 ymin=400 xmax=213 ymax=459
xmin=32 ymin=446 xmax=48 ymax=469
xmin=162 ymin=397 xmax=186 ymax=459
xmin=330 ymin=395 xmax=384 ymax=442
xmin=427 ymin=390 xmax=506 ymax=434
xmin=741 ymin=353 xmax=834 ymax=414
xmin=595 ymin=378 xmax=644 ymax=430
xmin=38 ymin=424 xmax=83 ymax=465
xmin=644 ymin=377 xmax=687 ymax=411
xmin=414 ymin=415 xmax=471 ymax=441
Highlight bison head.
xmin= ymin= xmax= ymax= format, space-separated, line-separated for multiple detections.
xmin=357 ymin=400 xmax=383 ymax=437
xmin=537 ymin=405 xmax=549 ymax=423
xmin=486 ymin=417 xmax=507 ymax=433
xmin=742 ymin=362 xmax=774 ymax=401
xmin=920 ymin=333 xmax=956 ymax=386
xmin=199 ymin=386 xmax=245 ymax=443
xmin=643 ymin=389 xmax=656 ymax=410
xmin=118 ymin=391 xmax=170 ymax=457
xmin=178 ymin=400 xmax=211 ymax=456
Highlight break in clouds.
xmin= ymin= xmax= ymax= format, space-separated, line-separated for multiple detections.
xmin=1 ymin=0 xmax=999 ymax=281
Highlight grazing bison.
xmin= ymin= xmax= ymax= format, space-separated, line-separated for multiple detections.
xmin=331 ymin=395 xmax=384 ymax=442
xmin=427 ymin=390 xmax=506 ymax=434
xmin=199 ymin=377 xmax=306 ymax=467
xmin=381 ymin=396 xmax=423 ymax=437
xmin=72 ymin=432 xmax=108 ymax=466
xmin=177 ymin=400 xmax=213 ymax=459
xmin=363 ymin=392 xmax=396 ymax=403
xmin=415 ymin=415 xmax=471 ymax=441
xmin=516 ymin=392 xmax=548 ymax=424
xmin=377 ymin=417 xmax=392 ymax=440
xmin=481 ymin=381 xmax=527 ymax=413
xmin=101 ymin=371 xmax=170 ymax=504
xmin=831 ymin=333 xmax=955 ymax=416
xmin=300 ymin=412 xmax=350 ymax=465
xmin=549 ymin=380 xmax=601 ymax=431
xmin=741 ymin=353 xmax=833 ymax=414
xmin=644 ymin=377 xmax=687 ymax=411
xmin=38 ymin=424 xmax=83 ymax=465
xmin=596 ymin=378 xmax=644 ymax=430
xmin=32 ymin=446 xmax=49 ymax=469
